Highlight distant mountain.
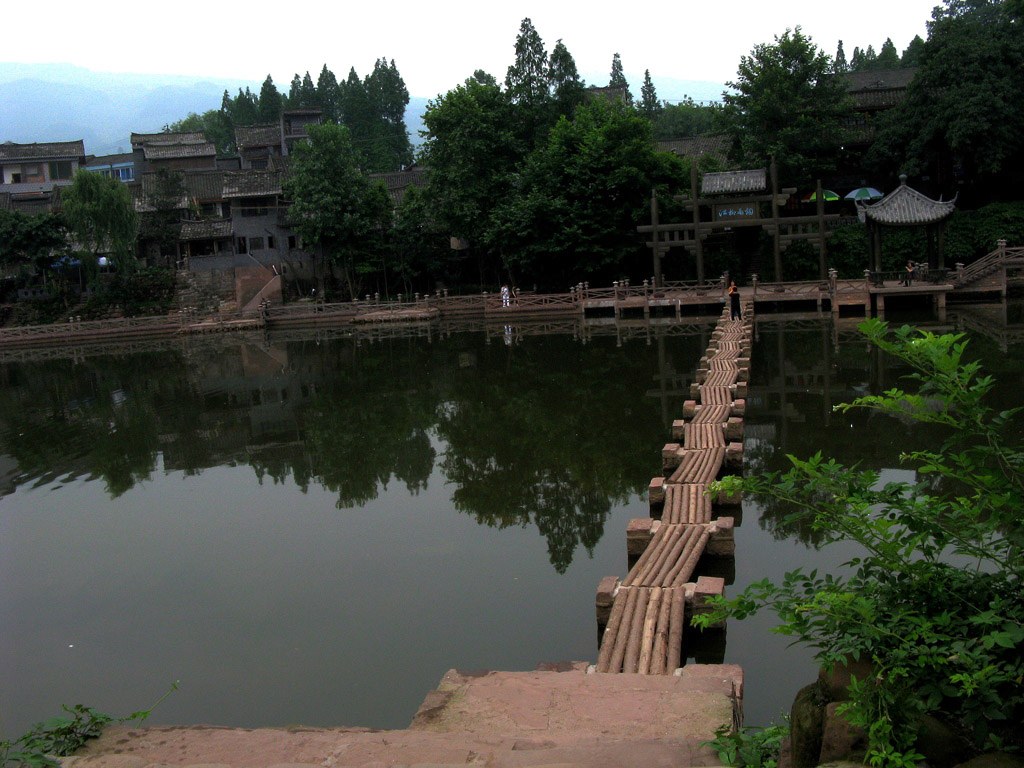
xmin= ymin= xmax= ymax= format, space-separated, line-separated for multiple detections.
xmin=0 ymin=64 xmax=256 ymax=155
xmin=0 ymin=63 xmax=724 ymax=158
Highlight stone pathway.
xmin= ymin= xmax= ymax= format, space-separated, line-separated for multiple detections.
xmin=64 ymin=664 xmax=742 ymax=768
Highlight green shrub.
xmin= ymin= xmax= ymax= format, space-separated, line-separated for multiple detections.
xmin=699 ymin=320 xmax=1024 ymax=767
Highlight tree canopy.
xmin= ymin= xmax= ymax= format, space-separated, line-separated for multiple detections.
xmin=720 ymin=27 xmax=851 ymax=185
xmin=60 ymin=171 xmax=138 ymax=264
xmin=283 ymin=123 xmax=392 ymax=299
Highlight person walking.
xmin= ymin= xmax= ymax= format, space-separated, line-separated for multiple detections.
xmin=728 ymin=281 xmax=742 ymax=320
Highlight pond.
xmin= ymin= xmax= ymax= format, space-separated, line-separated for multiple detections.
xmin=1 ymin=304 xmax=1021 ymax=738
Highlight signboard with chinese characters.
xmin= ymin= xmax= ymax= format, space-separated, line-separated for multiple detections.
xmin=712 ymin=203 xmax=758 ymax=221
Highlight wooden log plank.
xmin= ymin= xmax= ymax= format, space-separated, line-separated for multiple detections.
xmin=608 ymin=586 xmax=640 ymax=673
xmin=671 ymin=528 xmax=712 ymax=586
xmin=596 ymin=582 xmax=629 ymax=672
xmin=650 ymin=587 xmax=674 ymax=675
xmin=667 ymin=586 xmax=686 ymax=671
xmin=651 ymin=526 xmax=698 ymax=585
xmin=626 ymin=525 xmax=683 ymax=586
xmin=662 ymin=529 xmax=702 ymax=586
xmin=637 ymin=587 xmax=663 ymax=674
xmin=623 ymin=587 xmax=650 ymax=673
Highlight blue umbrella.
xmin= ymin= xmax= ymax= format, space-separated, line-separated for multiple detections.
xmin=845 ymin=186 xmax=884 ymax=201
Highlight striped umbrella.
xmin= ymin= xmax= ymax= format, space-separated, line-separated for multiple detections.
xmin=802 ymin=189 xmax=840 ymax=202
xmin=845 ymin=186 xmax=884 ymax=201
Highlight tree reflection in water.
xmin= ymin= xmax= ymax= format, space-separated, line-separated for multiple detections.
xmin=0 ymin=328 xmax=698 ymax=572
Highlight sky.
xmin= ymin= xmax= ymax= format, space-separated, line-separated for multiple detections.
xmin=3 ymin=0 xmax=940 ymax=99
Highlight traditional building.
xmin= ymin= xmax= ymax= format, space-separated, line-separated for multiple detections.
xmin=0 ymin=140 xmax=87 ymax=212
xmin=857 ymin=175 xmax=956 ymax=271
xmin=130 ymin=131 xmax=217 ymax=173
xmin=85 ymin=152 xmax=136 ymax=182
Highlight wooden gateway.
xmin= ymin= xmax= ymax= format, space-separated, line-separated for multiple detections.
xmin=639 ymin=160 xmax=839 ymax=284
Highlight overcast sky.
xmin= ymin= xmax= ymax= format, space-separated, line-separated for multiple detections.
xmin=4 ymin=0 xmax=939 ymax=98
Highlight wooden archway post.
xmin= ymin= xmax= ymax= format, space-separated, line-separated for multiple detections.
xmin=770 ymin=157 xmax=782 ymax=282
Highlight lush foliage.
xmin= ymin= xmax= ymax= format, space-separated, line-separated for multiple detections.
xmin=284 ymin=123 xmax=392 ymax=299
xmin=492 ymin=99 xmax=684 ymax=287
xmin=698 ymin=319 xmax=1024 ymax=766
xmin=0 ymin=210 xmax=66 ymax=275
xmin=868 ymin=0 xmax=1024 ymax=197
xmin=60 ymin=171 xmax=138 ymax=265
xmin=704 ymin=721 xmax=789 ymax=768
xmin=721 ymin=27 xmax=851 ymax=185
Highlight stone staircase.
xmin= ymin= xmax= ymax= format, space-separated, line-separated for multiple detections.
xmin=64 ymin=665 xmax=742 ymax=767
xmin=175 ymin=270 xmax=237 ymax=315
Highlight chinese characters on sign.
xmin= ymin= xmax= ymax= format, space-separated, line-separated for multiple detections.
xmin=713 ymin=204 xmax=758 ymax=221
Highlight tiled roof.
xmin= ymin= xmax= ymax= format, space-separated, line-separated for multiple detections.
xmin=180 ymin=219 xmax=233 ymax=241
xmin=236 ymin=123 xmax=281 ymax=151
xmin=86 ymin=152 xmax=135 ymax=168
xmin=134 ymin=170 xmax=226 ymax=210
xmin=0 ymin=140 xmax=86 ymax=161
xmin=858 ymin=178 xmax=956 ymax=225
xmin=701 ymin=169 xmax=765 ymax=195
xmin=657 ymin=134 xmax=730 ymax=165
xmin=370 ymin=167 xmax=428 ymax=204
xmin=223 ymin=170 xmax=282 ymax=198
xmin=143 ymin=142 xmax=217 ymax=160
xmin=131 ymin=131 xmax=207 ymax=147
xmin=845 ymin=68 xmax=917 ymax=110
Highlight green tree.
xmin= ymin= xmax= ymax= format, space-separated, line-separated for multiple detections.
xmin=639 ymin=69 xmax=662 ymax=121
xmin=0 ymin=210 xmax=66 ymax=277
xmin=283 ymin=123 xmax=392 ymax=300
xmin=876 ymin=38 xmax=901 ymax=68
xmin=869 ymin=0 xmax=1024 ymax=192
xmin=547 ymin=39 xmax=586 ymax=119
xmin=317 ymin=64 xmax=341 ymax=123
xmin=257 ymin=75 xmax=282 ymax=123
xmin=164 ymin=109 xmax=232 ymax=155
xmin=340 ymin=67 xmax=373 ymax=160
xmin=228 ymin=86 xmax=259 ymax=126
xmin=504 ymin=17 xmax=551 ymax=146
xmin=900 ymin=35 xmax=926 ymax=66
xmin=420 ymin=73 xmax=518 ymax=279
xmin=720 ymin=27 xmax=851 ymax=185
xmin=492 ymin=98 xmax=684 ymax=287
xmin=699 ymin=320 xmax=1023 ymax=766
xmin=652 ymin=97 xmax=721 ymax=139
xmin=834 ymin=40 xmax=849 ymax=73
xmin=61 ymin=171 xmax=138 ymax=266
xmin=608 ymin=53 xmax=633 ymax=104
xmin=363 ymin=58 xmax=414 ymax=172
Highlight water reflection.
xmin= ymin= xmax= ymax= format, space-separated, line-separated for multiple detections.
xmin=1 ymin=306 xmax=1020 ymax=734
xmin=0 ymin=322 xmax=711 ymax=573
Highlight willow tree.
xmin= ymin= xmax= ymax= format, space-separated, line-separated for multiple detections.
xmin=61 ymin=170 xmax=138 ymax=267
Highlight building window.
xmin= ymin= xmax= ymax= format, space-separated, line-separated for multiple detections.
xmin=250 ymin=159 xmax=268 ymax=170
xmin=21 ymin=164 xmax=44 ymax=183
xmin=48 ymin=161 xmax=74 ymax=180
xmin=114 ymin=166 xmax=134 ymax=181
xmin=241 ymin=205 xmax=269 ymax=217
xmin=237 ymin=237 xmax=247 ymax=254
xmin=287 ymin=235 xmax=297 ymax=249
xmin=248 ymin=237 xmax=264 ymax=251
xmin=267 ymin=236 xmax=275 ymax=250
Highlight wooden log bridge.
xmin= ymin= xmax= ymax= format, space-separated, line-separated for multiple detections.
xmin=593 ymin=301 xmax=752 ymax=675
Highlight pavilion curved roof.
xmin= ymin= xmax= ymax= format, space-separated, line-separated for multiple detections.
xmin=857 ymin=177 xmax=956 ymax=225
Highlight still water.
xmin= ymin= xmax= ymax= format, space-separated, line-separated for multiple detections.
xmin=1 ymin=306 xmax=1020 ymax=738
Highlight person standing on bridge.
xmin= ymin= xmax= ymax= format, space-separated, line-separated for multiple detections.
xmin=728 ymin=281 xmax=742 ymax=320
xmin=903 ymin=260 xmax=915 ymax=286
